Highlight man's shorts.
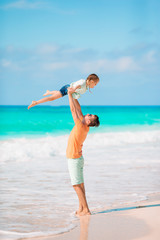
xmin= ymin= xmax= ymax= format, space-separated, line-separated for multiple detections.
xmin=67 ymin=156 xmax=84 ymax=185
xmin=59 ymin=84 xmax=70 ymax=97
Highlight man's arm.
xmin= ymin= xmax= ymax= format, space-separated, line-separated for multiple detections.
xmin=68 ymin=88 xmax=79 ymax=123
xmin=72 ymin=98 xmax=83 ymax=119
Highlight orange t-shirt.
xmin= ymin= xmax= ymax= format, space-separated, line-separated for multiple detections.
xmin=66 ymin=117 xmax=89 ymax=159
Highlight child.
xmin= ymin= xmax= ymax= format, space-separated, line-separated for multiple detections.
xmin=28 ymin=73 xmax=99 ymax=109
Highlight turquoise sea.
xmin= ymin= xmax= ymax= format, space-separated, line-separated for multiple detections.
xmin=0 ymin=105 xmax=160 ymax=138
xmin=0 ymin=105 xmax=160 ymax=240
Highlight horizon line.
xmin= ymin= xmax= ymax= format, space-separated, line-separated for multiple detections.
xmin=0 ymin=104 xmax=160 ymax=107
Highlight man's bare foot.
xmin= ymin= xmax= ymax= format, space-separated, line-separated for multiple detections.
xmin=75 ymin=208 xmax=83 ymax=215
xmin=76 ymin=209 xmax=91 ymax=217
xmin=43 ymin=90 xmax=51 ymax=96
xmin=28 ymin=101 xmax=37 ymax=109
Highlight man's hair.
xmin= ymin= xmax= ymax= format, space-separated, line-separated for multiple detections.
xmin=86 ymin=73 xmax=99 ymax=83
xmin=88 ymin=115 xmax=100 ymax=127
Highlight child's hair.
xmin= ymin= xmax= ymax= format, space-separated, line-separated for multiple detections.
xmin=86 ymin=73 xmax=99 ymax=83
xmin=86 ymin=73 xmax=99 ymax=93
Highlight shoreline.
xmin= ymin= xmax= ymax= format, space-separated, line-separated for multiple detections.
xmin=20 ymin=192 xmax=160 ymax=240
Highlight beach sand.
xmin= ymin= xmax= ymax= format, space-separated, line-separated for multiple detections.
xmin=23 ymin=193 xmax=160 ymax=240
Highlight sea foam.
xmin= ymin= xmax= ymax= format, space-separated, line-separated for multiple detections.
xmin=0 ymin=130 xmax=160 ymax=163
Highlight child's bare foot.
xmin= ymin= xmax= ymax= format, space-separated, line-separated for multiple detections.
xmin=28 ymin=101 xmax=37 ymax=109
xmin=43 ymin=90 xmax=51 ymax=96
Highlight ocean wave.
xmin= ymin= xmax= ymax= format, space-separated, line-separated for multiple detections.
xmin=0 ymin=223 xmax=76 ymax=240
xmin=87 ymin=130 xmax=160 ymax=147
xmin=0 ymin=130 xmax=160 ymax=163
xmin=0 ymin=229 xmax=45 ymax=240
xmin=0 ymin=135 xmax=68 ymax=163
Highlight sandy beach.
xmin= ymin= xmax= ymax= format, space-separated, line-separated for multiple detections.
xmin=20 ymin=193 xmax=160 ymax=240
xmin=52 ymin=204 xmax=160 ymax=240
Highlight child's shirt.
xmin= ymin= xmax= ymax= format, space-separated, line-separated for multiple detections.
xmin=70 ymin=79 xmax=88 ymax=99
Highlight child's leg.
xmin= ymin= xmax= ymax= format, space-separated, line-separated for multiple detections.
xmin=28 ymin=91 xmax=62 ymax=109
xmin=43 ymin=90 xmax=55 ymax=96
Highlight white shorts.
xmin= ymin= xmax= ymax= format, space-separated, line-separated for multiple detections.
xmin=67 ymin=156 xmax=84 ymax=185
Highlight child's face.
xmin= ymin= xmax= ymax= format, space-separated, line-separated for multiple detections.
xmin=89 ymin=80 xmax=99 ymax=88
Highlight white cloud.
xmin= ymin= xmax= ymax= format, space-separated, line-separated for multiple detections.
xmin=36 ymin=44 xmax=59 ymax=55
xmin=1 ymin=0 xmax=47 ymax=10
xmin=43 ymin=62 xmax=68 ymax=71
xmin=6 ymin=46 xmax=15 ymax=53
xmin=145 ymin=50 xmax=156 ymax=63
xmin=0 ymin=44 xmax=158 ymax=75
xmin=81 ymin=56 xmax=141 ymax=73
xmin=116 ymin=57 xmax=138 ymax=72
xmin=1 ymin=59 xmax=11 ymax=67
xmin=0 ymin=0 xmax=75 ymax=14
xmin=1 ymin=59 xmax=23 ymax=71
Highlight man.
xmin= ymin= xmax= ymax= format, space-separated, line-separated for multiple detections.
xmin=66 ymin=87 xmax=100 ymax=216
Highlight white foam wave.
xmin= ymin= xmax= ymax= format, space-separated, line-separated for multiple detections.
xmin=0 ymin=130 xmax=160 ymax=163
xmin=87 ymin=130 xmax=160 ymax=147
xmin=0 ymin=223 xmax=76 ymax=240
xmin=0 ymin=230 xmax=44 ymax=240
xmin=0 ymin=135 xmax=68 ymax=163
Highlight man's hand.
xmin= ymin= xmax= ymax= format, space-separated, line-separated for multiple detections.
xmin=74 ymin=85 xmax=81 ymax=91
xmin=68 ymin=87 xmax=75 ymax=95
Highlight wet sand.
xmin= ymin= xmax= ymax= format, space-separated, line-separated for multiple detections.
xmin=52 ymin=203 xmax=160 ymax=240
xmin=23 ymin=193 xmax=160 ymax=240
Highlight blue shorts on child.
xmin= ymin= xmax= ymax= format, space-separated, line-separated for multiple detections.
xmin=59 ymin=84 xmax=70 ymax=96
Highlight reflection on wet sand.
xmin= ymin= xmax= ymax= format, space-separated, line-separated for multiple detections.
xmin=79 ymin=215 xmax=91 ymax=240
xmin=77 ymin=204 xmax=160 ymax=240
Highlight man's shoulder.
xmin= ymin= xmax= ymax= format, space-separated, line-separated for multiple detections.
xmin=75 ymin=117 xmax=89 ymax=131
xmin=75 ymin=116 xmax=83 ymax=125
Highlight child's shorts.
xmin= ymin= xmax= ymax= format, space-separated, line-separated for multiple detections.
xmin=59 ymin=84 xmax=70 ymax=96
xmin=59 ymin=84 xmax=81 ymax=99
xmin=67 ymin=156 xmax=84 ymax=185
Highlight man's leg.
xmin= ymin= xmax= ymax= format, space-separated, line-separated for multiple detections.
xmin=81 ymin=183 xmax=86 ymax=195
xmin=75 ymin=183 xmax=86 ymax=214
xmin=73 ymin=184 xmax=91 ymax=216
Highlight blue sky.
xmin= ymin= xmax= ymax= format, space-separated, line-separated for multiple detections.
xmin=0 ymin=0 xmax=160 ymax=105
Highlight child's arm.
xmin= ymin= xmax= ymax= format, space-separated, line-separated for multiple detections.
xmin=73 ymin=85 xmax=81 ymax=92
